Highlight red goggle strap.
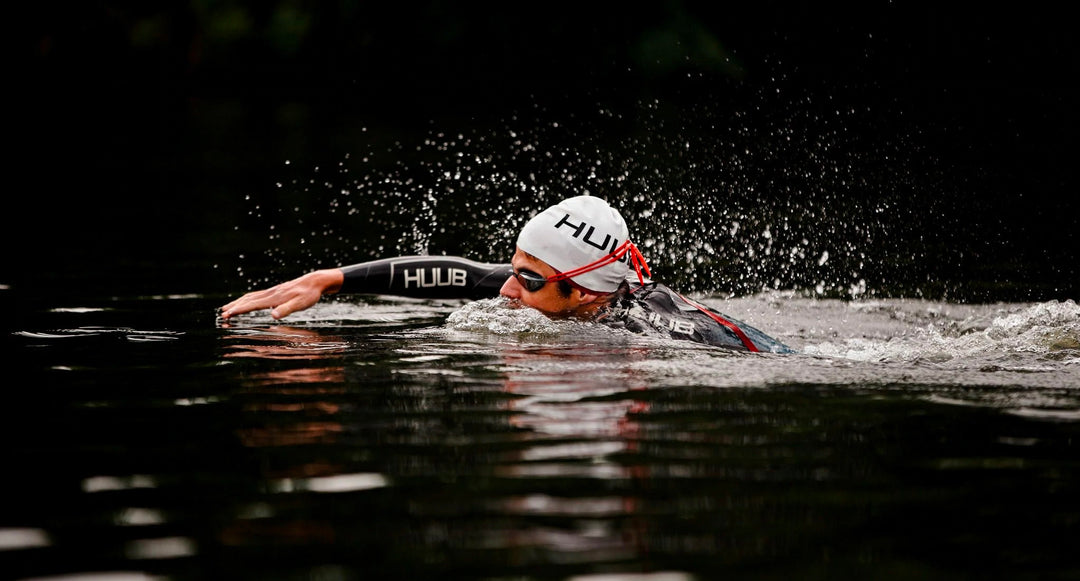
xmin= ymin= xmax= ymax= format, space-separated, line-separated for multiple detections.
xmin=547 ymin=240 xmax=652 ymax=287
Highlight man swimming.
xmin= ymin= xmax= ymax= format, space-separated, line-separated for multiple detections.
xmin=219 ymin=196 xmax=793 ymax=353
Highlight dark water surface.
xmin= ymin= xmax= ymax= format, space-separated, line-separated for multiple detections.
xmin=14 ymin=3 xmax=1080 ymax=580
xmin=4 ymin=293 xmax=1078 ymax=580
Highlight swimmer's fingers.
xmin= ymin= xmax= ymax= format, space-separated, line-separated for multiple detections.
xmin=266 ymin=290 xmax=322 ymax=320
xmin=266 ymin=271 xmax=344 ymax=318
xmin=219 ymin=286 xmax=287 ymax=319
xmin=219 ymin=287 xmax=268 ymax=314
xmin=219 ymin=270 xmax=343 ymax=320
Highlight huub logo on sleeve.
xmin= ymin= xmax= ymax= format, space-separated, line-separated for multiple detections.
xmin=516 ymin=195 xmax=650 ymax=293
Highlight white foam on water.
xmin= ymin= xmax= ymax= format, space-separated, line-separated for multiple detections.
xmin=445 ymin=297 xmax=598 ymax=337
xmin=801 ymin=299 xmax=1080 ymax=366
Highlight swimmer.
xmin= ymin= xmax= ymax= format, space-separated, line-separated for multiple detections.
xmin=219 ymin=196 xmax=793 ymax=353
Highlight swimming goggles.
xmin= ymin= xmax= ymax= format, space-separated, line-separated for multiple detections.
xmin=511 ymin=240 xmax=652 ymax=293
xmin=512 ymin=268 xmax=554 ymax=292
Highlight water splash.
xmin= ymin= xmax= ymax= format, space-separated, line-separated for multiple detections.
xmin=445 ymin=297 xmax=577 ymax=336
xmin=239 ymin=90 xmax=955 ymax=299
xmin=803 ymin=299 xmax=1080 ymax=365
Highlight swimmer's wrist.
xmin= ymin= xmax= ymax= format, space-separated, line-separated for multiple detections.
xmin=309 ymin=269 xmax=345 ymax=295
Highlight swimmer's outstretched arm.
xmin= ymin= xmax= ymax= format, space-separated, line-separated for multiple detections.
xmin=219 ymin=256 xmax=510 ymax=320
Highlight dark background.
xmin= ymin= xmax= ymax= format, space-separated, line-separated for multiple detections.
xmin=13 ymin=1 xmax=1079 ymax=302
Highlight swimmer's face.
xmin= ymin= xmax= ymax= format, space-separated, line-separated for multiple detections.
xmin=499 ymin=247 xmax=601 ymax=317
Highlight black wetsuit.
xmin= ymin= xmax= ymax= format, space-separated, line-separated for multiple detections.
xmin=340 ymin=256 xmax=793 ymax=353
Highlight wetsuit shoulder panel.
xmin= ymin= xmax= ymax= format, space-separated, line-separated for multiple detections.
xmin=608 ymin=283 xmax=794 ymax=353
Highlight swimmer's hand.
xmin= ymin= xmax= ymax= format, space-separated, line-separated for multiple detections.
xmin=218 ymin=269 xmax=344 ymax=320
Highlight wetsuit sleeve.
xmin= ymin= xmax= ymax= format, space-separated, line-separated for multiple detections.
xmin=338 ymin=256 xmax=510 ymax=300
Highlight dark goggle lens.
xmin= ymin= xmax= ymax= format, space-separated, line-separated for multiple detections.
xmin=513 ymin=269 xmax=548 ymax=292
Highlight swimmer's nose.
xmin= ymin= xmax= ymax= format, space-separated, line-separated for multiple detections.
xmin=499 ymin=275 xmax=522 ymax=299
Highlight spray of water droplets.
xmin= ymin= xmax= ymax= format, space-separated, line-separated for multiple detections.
xmin=237 ymin=89 xmax=954 ymax=299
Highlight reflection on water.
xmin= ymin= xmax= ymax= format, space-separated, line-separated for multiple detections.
xmin=3 ymin=294 xmax=1079 ymax=580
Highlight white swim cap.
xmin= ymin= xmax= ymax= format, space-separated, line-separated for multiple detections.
xmin=516 ymin=196 xmax=640 ymax=293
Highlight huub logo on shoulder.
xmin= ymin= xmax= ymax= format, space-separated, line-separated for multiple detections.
xmin=516 ymin=195 xmax=651 ymax=294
